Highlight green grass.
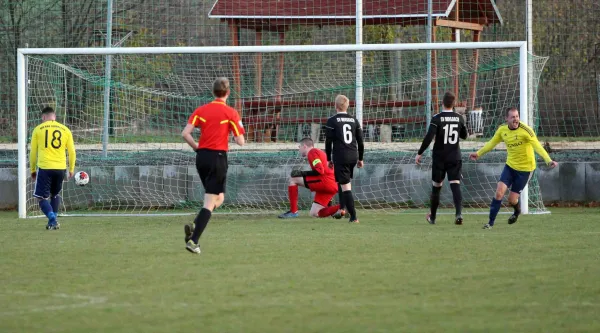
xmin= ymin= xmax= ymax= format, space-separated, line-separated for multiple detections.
xmin=1 ymin=208 xmax=599 ymax=333
xmin=0 ymin=135 xmax=16 ymax=143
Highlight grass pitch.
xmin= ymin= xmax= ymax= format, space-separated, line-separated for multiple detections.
xmin=0 ymin=208 xmax=599 ymax=333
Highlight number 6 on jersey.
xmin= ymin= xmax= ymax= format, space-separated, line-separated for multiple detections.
xmin=343 ymin=124 xmax=353 ymax=144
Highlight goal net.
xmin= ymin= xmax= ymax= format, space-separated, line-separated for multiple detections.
xmin=17 ymin=42 xmax=548 ymax=217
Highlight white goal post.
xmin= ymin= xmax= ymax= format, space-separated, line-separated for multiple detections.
xmin=17 ymin=41 xmax=530 ymax=218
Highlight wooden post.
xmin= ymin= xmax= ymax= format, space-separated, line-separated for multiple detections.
xmin=229 ymin=21 xmax=242 ymax=112
xmin=268 ymin=31 xmax=286 ymax=143
xmin=468 ymin=30 xmax=481 ymax=110
xmin=251 ymin=29 xmax=263 ymax=142
xmin=276 ymin=31 xmax=285 ymax=102
xmin=431 ymin=26 xmax=439 ymax=113
xmin=255 ymin=30 xmax=263 ymax=97
xmin=451 ymin=0 xmax=460 ymax=100
xmin=451 ymin=31 xmax=459 ymax=99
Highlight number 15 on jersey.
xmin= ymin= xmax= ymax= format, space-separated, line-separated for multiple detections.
xmin=443 ymin=124 xmax=459 ymax=144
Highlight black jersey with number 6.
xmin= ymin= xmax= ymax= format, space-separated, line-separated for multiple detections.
xmin=325 ymin=113 xmax=364 ymax=164
xmin=417 ymin=111 xmax=468 ymax=162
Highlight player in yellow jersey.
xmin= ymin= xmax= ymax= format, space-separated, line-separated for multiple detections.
xmin=29 ymin=106 xmax=76 ymax=230
xmin=469 ymin=107 xmax=557 ymax=229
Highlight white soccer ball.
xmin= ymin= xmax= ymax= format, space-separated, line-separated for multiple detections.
xmin=74 ymin=171 xmax=90 ymax=186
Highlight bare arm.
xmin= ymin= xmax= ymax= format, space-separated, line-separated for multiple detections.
xmin=181 ymin=124 xmax=198 ymax=150
xmin=233 ymin=134 xmax=245 ymax=146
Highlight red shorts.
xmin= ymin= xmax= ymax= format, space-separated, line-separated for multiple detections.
xmin=303 ymin=175 xmax=338 ymax=207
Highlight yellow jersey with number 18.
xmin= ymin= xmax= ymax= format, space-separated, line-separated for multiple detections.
xmin=29 ymin=120 xmax=76 ymax=173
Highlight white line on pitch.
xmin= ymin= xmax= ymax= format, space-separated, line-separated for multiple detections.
xmin=0 ymin=291 xmax=111 ymax=316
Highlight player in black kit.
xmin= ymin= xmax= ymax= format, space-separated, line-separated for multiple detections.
xmin=416 ymin=92 xmax=468 ymax=225
xmin=325 ymin=95 xmax=364 ymax=224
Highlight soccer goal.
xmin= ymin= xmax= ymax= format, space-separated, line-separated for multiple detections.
xmin=16 ymin=42 xmax=547 ymax=217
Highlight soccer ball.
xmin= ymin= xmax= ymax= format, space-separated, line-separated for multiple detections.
xmin=74 ymin=171 xmax=90 ymax=186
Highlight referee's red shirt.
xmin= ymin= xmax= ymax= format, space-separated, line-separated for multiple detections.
xmin=187 ymin=100 xmax=245 ymax=151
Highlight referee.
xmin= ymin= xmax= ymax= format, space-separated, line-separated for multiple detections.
xmin=181 ymin=77 xmax=245 ymax=254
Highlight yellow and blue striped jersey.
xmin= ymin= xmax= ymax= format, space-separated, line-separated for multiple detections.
xmin=29 ymin=120 xmax=76 ymax=173
xmin=477 ymin=122 xmax=551 ymax=172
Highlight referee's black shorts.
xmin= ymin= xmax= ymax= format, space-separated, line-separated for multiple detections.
xmin=334 ymin=162 xmax=356 ymax=185
xmin=195 ymin=149 xmax=228 ymax=195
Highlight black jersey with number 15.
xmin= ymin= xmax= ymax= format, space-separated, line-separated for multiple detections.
xmin=429 ymin=111 xmax=468 ymax=161
xmin=325 ymin=113 xmax=364 ymax=164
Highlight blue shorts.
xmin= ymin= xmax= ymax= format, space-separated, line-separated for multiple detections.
xmin=499 ymin=165 xmax=532 ymax=194
xmin=34 ymin=169 xmax=65 ymax=199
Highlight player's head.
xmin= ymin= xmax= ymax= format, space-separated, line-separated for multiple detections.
xmin=442 ymin=92 xmax=455 ymax=110
xmin=41 ymin=106 xmax=56 ymax=121
xmin=298 ymin=137 xmax=314 ymax=157
xmin=335 ymin=95 xmax=349 ymax=113
xmin=505 ymin=107 xmax=520 ymax=129
xmin=212 ymin=77 xmax=230 ymax=98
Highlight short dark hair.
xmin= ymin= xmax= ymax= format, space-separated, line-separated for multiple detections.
xmin=299 ymin=137 xmax=314 ymax=147
xmin=505 ymin=107 xmax=519 ymax=116
xmin=213 ymin=77 xmax=230 ymax=98
xmin=41 ymin=106 xmax=55 ymax=114
xmin=442 ymin=92 xmax=455 ymax=109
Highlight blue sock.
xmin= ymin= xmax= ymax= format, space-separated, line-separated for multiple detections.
xmin=489 ymin=198 xmax=502 ymax=226
xmin=39 ymin=200 xmax=55 ymax=221
xmin=51 ymin=195 xmax=60 ymax=215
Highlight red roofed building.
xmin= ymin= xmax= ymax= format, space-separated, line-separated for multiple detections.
xmin=208 ymin=0 xmax=502 ymax=29
xmin=207 ymin=0 xmax=503 ymax=142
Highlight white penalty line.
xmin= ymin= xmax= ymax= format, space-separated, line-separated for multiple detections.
xmin=23 ymin=210 xmax=551 ymax=218
xmin=400 ymin=211 xmax=552 ymax=215
xmin=0 ymin=291 xmax=129 ymax=316
xmin=24 ymin=211 xmax=277 ymax=218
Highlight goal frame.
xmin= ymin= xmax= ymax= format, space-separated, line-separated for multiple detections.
xmin=17 ymin=41 xmax=530 ymax=218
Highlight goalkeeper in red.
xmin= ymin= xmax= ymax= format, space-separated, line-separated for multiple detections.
xmin=278 ymin=137 xmax=344 ymax=219
xmin=469 ymin=107 xmax=557 ymax=229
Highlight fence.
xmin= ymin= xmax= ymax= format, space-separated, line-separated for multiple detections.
xmin=0 ymin=0 xmax=599 ymax=140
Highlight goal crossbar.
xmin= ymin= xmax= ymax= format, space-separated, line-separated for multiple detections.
xmin=17 ymin=41 xmax=527 ymax=55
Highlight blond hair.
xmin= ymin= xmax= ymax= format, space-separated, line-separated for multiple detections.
xmin=335 ymin=95 xmax=349 ymax=112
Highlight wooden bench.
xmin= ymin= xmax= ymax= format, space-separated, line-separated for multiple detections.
xmin=239 ymin=99 xmax=427 ymax=142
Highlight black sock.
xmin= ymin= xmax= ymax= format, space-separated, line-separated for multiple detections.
xmin=338 ymin=184 xmax=345 ymax=210
xmin=512 ymin=201 xmax=521 ymax=216
xmin=430 ymin=186 xmax=442 ymax=220
xmin=343 ymin=190 xmax=357 ymax=220
xmin=191 ymin=208 xmax=212 ymax=243
xmin=450 ymin=183 xmax=462 ymax=216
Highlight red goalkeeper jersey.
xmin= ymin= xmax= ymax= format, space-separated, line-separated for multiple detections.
xmin=307 ymin=148 xmax=335 ymax=178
